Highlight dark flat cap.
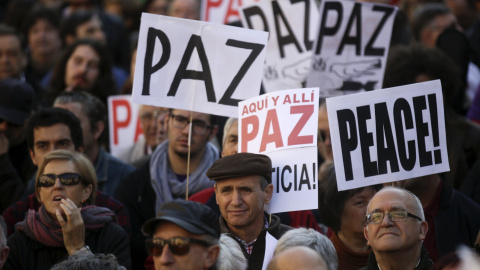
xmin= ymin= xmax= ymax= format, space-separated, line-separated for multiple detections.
xmin=206 ymin=153 xmax=272 ymax=183
xmin=0 ymin=79 xmax=35 ymax=125
xmin=142 ymin=199 xmax=220 ymax=238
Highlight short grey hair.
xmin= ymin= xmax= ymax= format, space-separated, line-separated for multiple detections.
xmin=222 ymin=117 xmax=238 ymax=147
xmin=0 ymin=216 xmax=7 ymax=247
xmin=217 ymin=234 xmax=247 ymax=270
xmin=274 ymin=228 xmax=338 ymax=270
xmin=368 ymin=186 xmax=425 ymax=221
xmin=50 ymin=253 xmax=126 ymax=270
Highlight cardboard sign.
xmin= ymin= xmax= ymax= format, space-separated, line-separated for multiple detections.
xmin=306 ymin=0 xmax=397 ymax=97
xmin=239 ymin=88 xmax=319 ymax=213
xmin=132 ymin=13 xmax=268 ymax=118
xmin=202 ymin=0 xmax=259 ymax=24
xmin=240 ymin=0 xmax=320 ymax=93
xmin=108 ymin=95 xmax=143 ymax=158
xmin=327 ymin=80 xmax=450 ymax=191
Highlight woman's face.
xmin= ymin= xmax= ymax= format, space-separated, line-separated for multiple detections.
xmin=38 ymin=160 xmax=92 ymax=218
xmin=340 ymin=188 xmax=376 ymax=236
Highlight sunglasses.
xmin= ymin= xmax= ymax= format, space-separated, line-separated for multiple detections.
xmin=146 ymin=237 xmax=211 ymax=256
xmin=38 ymin=173 xmax=83 ymax=187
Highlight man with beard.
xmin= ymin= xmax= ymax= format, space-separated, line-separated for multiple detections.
xmin=116 ymin=108 xmax=219 ymax=270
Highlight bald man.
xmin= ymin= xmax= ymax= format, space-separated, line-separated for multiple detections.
xmin=268 ymin=246 xmax=327 ymax=270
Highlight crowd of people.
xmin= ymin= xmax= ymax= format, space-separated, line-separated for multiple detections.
xmin=1 ymin=0 xmax=480 ymax=269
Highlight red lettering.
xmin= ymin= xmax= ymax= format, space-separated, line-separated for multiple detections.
xmin=241 ymin=115 xmax=259 ymax=152
xmin=224 ymin=0 xmax=241 ymax=24
xmin=288 ymin=105 xmax=314 ymax=145
xmin=112 ymin=99 xmax=131 ymax=145
xmin=205 ymin=0 xmax=223 ymax=21
xmin=260 ymin=109 xmax=283 ymax=152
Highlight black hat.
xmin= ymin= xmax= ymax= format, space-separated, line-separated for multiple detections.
xmin=206 ymin=152 xmax=272 ymax=183
xmin=142 ymin=199 xmax=220 ymax=238
xmin=0 ymin=79 xmax=35 ymax=125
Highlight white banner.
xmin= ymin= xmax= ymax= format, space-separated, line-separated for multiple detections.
xmin=201 ymin=0 xmax=259 ymax=24
xmin=239 ymin=88 xmax=319 ymax=213
xmin=327 ymin=80 xmax=450 ymax=191
xmin=240 ymin=0 xmax=320 ymax=93
xmin=132 ymin=13 xmax=268 ymax=117
xmin=108 ymin=95 xmax=142 ymax=158
xmin=306 ymin=0 xmax=397 ymax=98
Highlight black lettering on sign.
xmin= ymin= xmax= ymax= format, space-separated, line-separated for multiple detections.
xmin=428 ymin=94 xmax=442 ymax=164
xmin=290 ymin=0 xmax=313 ymax=50
xmin=357 ymin=105 xmax=378 ymax=177
xmin=393 ymin=98 xmax=416 ymax=171
xmin=242 ymin=6 xmax=270 ymax=33
xmin=282 ymin=166 xmax=292 ymax=192
xmin=413 ymin=95 xmax=432 ymax=167
xmin=272 ymin=0 xmax=302 ymax=58
xmin=365 ymin=5 xmax=395 ymax=56
xmin=219 ymin=40 xmax=265 ymax=106
xmin=375 ymin=102 xmax=399 ymax=174
xmin=337 ymin=109 xmax=357 ymax=181
xmin=298 ymin=164 xmax=311 ymax=190
xmin=143 ymin=28 xmax=171 ymax=95
xmin=168 ymin=35 xmax=215 ymax=101
xmin=337 ymin=2 xmax=361 ymax=56
xmin=316 ymin=2 xmax=343 ymax=55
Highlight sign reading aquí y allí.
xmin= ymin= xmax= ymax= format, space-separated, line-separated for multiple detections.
xmin=327 ymin=80 xmax=450 ymax=191
xmin=132 ymin=13 xmax=268 ymax=117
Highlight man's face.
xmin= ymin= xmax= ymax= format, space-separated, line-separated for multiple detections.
xmin=75 ymin=16 xmax=106 ymax=44
xmin=0 ymin=118 xmax=27 ymax=148
xmin=139 ymin=105 xmax=169 ymax=149
xmin=29 ymin=123 xmax=76 ymax=166
xmin=28 ymin=19 xmax=62 ymax=59
xmin=421 ymin=13 xmax=458 ymax=48
xmin=364 ymin=189 xmax=428 ymax=253
xmin=215 ymin=176 xmax=273 ymax=231
xmin=221 ymin=120 xmax=238 ymax=157
xmin=168 ymin=0 xmax=199 ymax=20
xmin=0 ymin=35 xmax=26 ymax=80
xmin=317 ymin=104 xmax=332 ymax=161
xmin=64 ymin=44 xmax=100 ymax=91
xmin=153 ymin=222 xmax=218 ymax=270
xmin=54 ymin=102 xmax=97 ymax=154
xmin=167 ymin=109 xmax=217 ymax=159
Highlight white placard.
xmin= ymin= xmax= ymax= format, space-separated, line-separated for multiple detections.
xmin=240 ymin=0 xmax=320 ymax=93
xmin=306 ymin=0 xmax=397 ymax=98
xmin=132 ymin=13 xmax=268 ymax=117
xmin=108 ymin=95 xmax=143 ymax=158
xmin=239 ymin=88 xmax=319 ymax=213
xmin=327 ymin=80 xmax=450 ymax=191
xmin=201 ymin=0 xmax=259 ymax=24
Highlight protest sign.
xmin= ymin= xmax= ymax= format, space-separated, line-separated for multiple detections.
xmin=108 ymin=95 xmax=143 ymax=158
xmin=202 ymin=0 xmax=258 ymax=24
xmin=240 ymin=0 xmax=320 ymax=93
xmin=132 ymin=13 xmax=268 ymax=118
xmin=239 ymin=88 xmax=319 ymax=213
xmin=327 ymin=80 xmax=449 ymax=191
xmin=306 ymin=0 xmax=397 ymax=97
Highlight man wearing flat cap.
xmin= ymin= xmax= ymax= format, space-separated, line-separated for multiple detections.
xmin=143 ymin=199 xmax=221 ymax=270
xmin=208 ymin=152 xmax=292 ymax=270
xmin=0 ymin=79 xmax=36 ymax=212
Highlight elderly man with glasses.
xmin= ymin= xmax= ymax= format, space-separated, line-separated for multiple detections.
xmin=361 ymin=186 xmax=432 ymax=270
xmin=116 ymin=109 xmax=219 ymax=270
xmin=142 ymin=199 xmax=220 ymax=270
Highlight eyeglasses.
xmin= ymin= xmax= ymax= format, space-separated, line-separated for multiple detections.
xmin=170 ymin=114 xmax=211 ymax=135
xmin=366 ymin=210 xmax=423 ymax=224
xmin=146 ymin=237 xmax=211 ymax=256
xmin=38 ymin=173 xmax=83 ymax=187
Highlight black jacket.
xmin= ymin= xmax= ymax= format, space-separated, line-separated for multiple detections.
xmin=359 ymin=246 xmax=433 ymax=270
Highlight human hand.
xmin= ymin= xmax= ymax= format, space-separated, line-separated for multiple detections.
xmin=56 ymin=198 xmax=86 ymax=255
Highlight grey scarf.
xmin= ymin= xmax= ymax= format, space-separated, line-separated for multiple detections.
xmin=150 ymin=140 xmax=218 ymax=213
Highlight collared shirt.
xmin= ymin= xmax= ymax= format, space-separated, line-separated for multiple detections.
xmin=234 ymin=217 xmax=269 ymax=254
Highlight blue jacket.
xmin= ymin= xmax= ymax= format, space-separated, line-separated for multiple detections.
xmin=96 ymin=148 xmax=135 ymax=196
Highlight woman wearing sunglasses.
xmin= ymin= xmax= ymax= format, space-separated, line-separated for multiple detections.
xmin=4 ymin=150 xmax=131 ymax=270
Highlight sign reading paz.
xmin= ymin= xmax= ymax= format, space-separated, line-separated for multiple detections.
xmin=306 ymin=0 xmax=397 ymax=97
xmin=132 ymin=13 xmax=268 ymax=117
xmin=239 ymin=88 xmax=319 ymax=213
xmin=327 ymin=80 xmax=450 ymax=191
xmin=240 ymin=0 xmax=320 ymax=92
